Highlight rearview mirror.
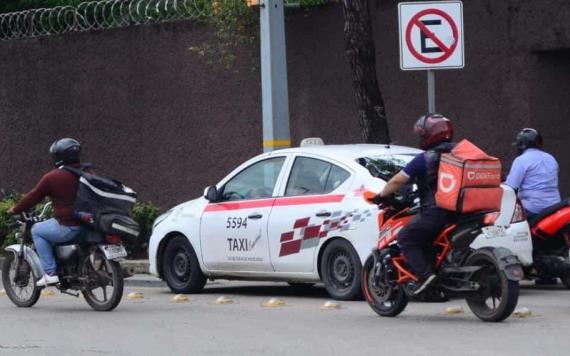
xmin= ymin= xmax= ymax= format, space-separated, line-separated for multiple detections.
xmin=204 ymin=186 xmax=219 ymax=202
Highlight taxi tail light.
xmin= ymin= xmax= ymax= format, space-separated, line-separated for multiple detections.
xmin=511 ymin=199 xmax=526 ymax=223
xmin=483 ymin=212 xmax=500 ymax=225
xmin=106 ymin=235 xmax=123 ymax=244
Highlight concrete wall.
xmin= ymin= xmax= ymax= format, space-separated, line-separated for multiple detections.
xmin=0 ymin=0 xmax=568 ymax=208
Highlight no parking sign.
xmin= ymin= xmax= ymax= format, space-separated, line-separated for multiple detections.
xmin=399 ymin=1 xmax=464 ymax=70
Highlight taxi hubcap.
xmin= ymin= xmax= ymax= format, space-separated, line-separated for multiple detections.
xmin=329 ymin=250 xmax=354 ymax=289
xmin=173 ymin=250 xmax=190 ymax=280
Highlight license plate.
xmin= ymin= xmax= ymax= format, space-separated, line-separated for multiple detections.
xmin=482 ymin=226 xmax=507 ymax=239
xmin=100 ymin=244 xmax=127 ymax=260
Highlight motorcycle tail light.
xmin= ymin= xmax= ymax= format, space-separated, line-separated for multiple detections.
xmin=511 ymin=200 xmax=526 ymax=223
xmin=106 ymin=235 xmax=122 ymax=244
xmin=483 ymin=212 xmax=500 ymax=225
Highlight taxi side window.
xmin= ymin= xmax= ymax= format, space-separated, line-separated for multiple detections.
xmin=285 ymin=157 xmax=350 ymax=196
xmin=220 ymin=157 xmax=285 ymax=202
xmin=324 ymin=165 xmax=350 ymax=193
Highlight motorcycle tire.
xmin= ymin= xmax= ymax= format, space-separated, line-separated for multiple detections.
xmin=464 ymin=250 xmax=519 ymax=322
xmin=560 ymin=273 xmax=570 ymax=289
xmin=81 ymin=253 xmax=124 ymax=312
xmin=162 ymin=235 xmax=207 ymax=294
xmin=362 ymin=255 xmax=408 ymax=317
xmin=320 ymin=239 xmax=362 ymax=300
xmin=1 ymin=253 xmax=41 ymax=308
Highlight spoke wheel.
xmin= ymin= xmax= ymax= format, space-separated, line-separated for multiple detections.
xmin=81 ymin=251 xmax=124 ymax=312
xmin=162 ymin=236 xmax=206 ymax=294
xmin=362 ymin=255 xmax=408 ymax=317
xmin=1 ymin=253 xmax=41 ymax=308
xmin=320 ymin=239 xmax=362 ymax=300
xmin=465 ymin=250 xmax=519 ymax=322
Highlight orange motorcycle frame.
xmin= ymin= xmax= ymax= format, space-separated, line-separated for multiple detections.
xmin=376 ymin=207 xmax=456 ymax=285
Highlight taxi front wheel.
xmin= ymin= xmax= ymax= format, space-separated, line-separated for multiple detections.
xmin=320 ymin=239 xmax=363 ymax=300
xmin=162 ymin=236 xmax=207 ymax=294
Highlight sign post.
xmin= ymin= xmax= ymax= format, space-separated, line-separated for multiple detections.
xmin=428 ymin=70 xmax=435 ymax=112
xmin=260 ymin=0 xmax=291 ymax=152
xmin=398 ymin=1 xmax=464 ymax=113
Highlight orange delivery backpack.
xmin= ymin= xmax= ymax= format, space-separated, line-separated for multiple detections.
xmin=435 ymin=139 xmax=503 ymax=213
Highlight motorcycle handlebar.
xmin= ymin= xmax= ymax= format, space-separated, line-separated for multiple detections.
xmin=363 ymin=189 xmax=419 ymax=211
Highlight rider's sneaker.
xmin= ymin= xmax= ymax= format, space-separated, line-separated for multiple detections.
xmin=37 ymin=274 xmax=59 ymax=287
xmin=413 ymin=274 xmax=437 ymax=296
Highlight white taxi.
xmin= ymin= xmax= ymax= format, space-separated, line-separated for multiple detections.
xmin=148 ymin=143 xmax=533 ymax=300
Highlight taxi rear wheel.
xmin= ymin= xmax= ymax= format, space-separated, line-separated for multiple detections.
xmin=162 ymin=236 xmax=206 ymax=294
xmin=320 ymin=239 xmax=362 ymax=300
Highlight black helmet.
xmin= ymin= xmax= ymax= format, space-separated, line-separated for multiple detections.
xmin=49 ymin=138 xmax=81 ymax=167
xmin=513 ymin=128 xmax=542 ymax=154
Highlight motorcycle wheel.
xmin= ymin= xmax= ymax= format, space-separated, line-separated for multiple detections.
xmin=559 ymin=249 xmax=570 ymax=289
xmin=1 ymin=253 xmax=41 ymax=308
xmin=81 ymin=251 xmax=124 ymax=312
xmin=362 ymin=255 xmax=408 ymax=317
xmin=464 ymin=250 xmax=519 ymax=322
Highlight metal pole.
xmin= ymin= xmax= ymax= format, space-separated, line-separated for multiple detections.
xmin=427 ymin=69 xmax=436 ymax=113
xmin=260 ymin=0 xmax=291 ymax=152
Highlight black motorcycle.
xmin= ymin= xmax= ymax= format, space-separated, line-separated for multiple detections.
xmin=1 ymin=204 xmax=126 ymax=311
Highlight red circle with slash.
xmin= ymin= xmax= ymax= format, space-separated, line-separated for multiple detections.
xmin=405 ymin=8 xmax=459 ymax=64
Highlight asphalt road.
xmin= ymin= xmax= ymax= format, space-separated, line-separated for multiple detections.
xmin=1 ymin=278 xmax=569 ymax=356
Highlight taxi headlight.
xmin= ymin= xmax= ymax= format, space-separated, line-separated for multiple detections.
xmin=152 ymin=209 xmax=173 ymax=232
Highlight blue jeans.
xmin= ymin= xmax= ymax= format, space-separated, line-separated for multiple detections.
xmin=32 ymin=218 xmax=81 ymax=275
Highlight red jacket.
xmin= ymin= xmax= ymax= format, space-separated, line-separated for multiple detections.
xmin=13 ymin=166 xmax=82 ymax=226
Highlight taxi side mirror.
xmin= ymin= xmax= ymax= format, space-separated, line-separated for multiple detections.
xmin=204 ymin=186 xmax=219 ymax=202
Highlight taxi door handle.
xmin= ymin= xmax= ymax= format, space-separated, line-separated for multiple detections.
xmin=248 ymin=213 xmax=263 ymax=220
xmin=316 ymin=211 xmax=331 ymax=218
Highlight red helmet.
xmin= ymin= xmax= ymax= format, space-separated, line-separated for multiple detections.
xmin=413 ymin=114 xmax=454 ymax=149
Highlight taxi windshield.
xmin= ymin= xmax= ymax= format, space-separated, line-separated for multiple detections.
xmin=357 ymin=154 xmax=417 ymax=181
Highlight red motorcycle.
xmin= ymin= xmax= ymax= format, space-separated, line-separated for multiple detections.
xmin=525 ymin=199 xmax=570 ymax=286
xmin=361 ymin=191 xmax=523 ymax=322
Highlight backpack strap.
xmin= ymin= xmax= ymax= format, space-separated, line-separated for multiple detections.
xmin=62 ymin=164 xmax=91 ymax=177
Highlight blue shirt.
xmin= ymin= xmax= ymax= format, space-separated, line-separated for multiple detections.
xmin=402 ymin=153 xmax=427 ymax=180
xmin=506 ymin=148 xmax=560 ymax=214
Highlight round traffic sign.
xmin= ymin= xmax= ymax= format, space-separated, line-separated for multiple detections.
xmin=405 ymin=8 xmax=459 ymax=64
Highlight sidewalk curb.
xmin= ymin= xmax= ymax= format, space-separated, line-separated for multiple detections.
xmin=121 ymin=259 xmax=150 ymax=275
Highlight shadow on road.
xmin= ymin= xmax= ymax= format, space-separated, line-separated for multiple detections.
xmin=200 ymin=283 xmax=331 ymax=299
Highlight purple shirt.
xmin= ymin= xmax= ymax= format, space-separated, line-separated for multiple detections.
xmin=506 ymin=148 xmax=561 ymax=214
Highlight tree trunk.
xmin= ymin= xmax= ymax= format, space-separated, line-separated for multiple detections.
xmin=342 ymin=0 xmax=391 ymax=144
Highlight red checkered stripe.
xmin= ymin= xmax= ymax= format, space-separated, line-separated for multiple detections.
xmin=279 ymin=215 xmax=350 ymax=257
xmin=278 ymin=209 xmax=372 ymax=257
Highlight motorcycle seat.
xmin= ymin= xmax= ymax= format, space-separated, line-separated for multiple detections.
xmin=528 ymin=198 xmax=570 ymax=227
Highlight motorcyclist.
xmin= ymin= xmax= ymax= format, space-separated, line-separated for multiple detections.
xmin=505 ymin=128 xmax=561 ymax=219
xmin=374 ymin=114 xmax=455 ymax=295
xmin=8 ymin=138 xmax=84 ymax=286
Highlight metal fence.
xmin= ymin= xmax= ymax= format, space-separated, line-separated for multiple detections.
xmin=0 ymin=0 xmax=239 ymax=41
